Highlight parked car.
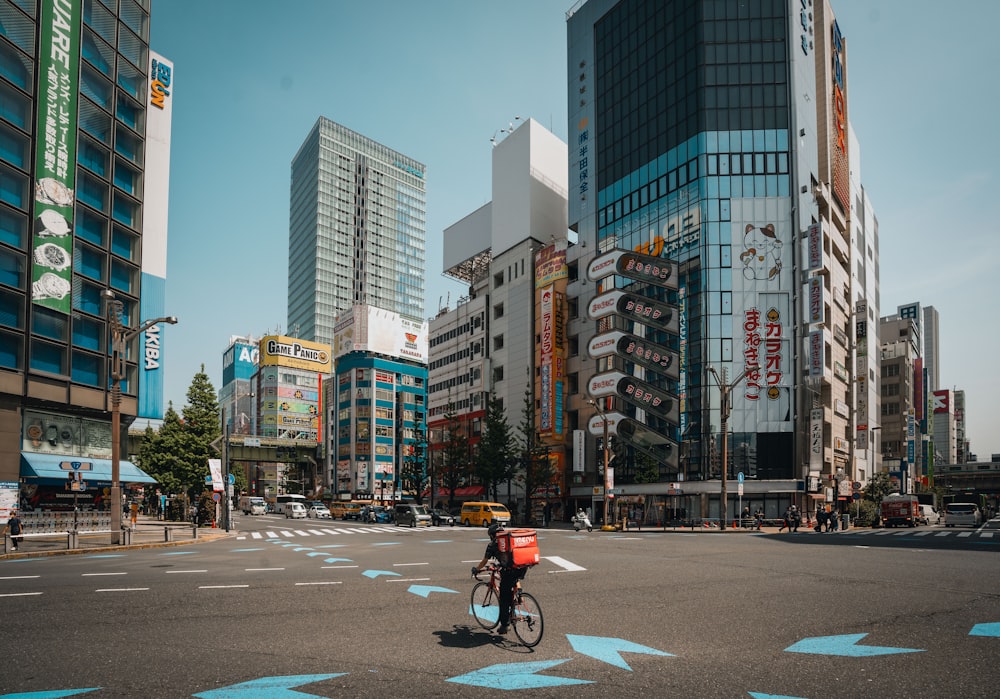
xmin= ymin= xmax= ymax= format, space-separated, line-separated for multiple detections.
xmin=430 ymin=508 xmax=455 ymax=526
xmin=285 ymin=502 xmax=307 ymax=519
xmin=307 ymin=503 xmax=331 ymax=519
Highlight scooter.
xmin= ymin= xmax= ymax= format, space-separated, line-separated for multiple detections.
xmin=573 ymin=511 xmax=593 ymax=532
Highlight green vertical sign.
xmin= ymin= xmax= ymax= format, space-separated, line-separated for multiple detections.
xmin=30 ymin=0 xmax=82 ymax=314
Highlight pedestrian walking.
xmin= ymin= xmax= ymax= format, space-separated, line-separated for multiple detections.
xmin=778 ymin=506 xmax=791 ymax=532
xmin=790 ymin=505 xmax=800 ymax=532
xmin=4 ymin=510 xmax=23 ymax=551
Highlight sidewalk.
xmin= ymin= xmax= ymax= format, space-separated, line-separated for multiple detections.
xmin=1 ymin=515 xmax=232 ymax=560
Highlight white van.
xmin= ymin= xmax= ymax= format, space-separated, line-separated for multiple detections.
xmin=917 ymin=504 xmax=938 ymax=525
xmin=944 ymin=503 xmax=981 ymax=528
xmin=285 ymin=502 xmax=307 ymax=519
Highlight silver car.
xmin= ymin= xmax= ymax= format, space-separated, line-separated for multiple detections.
xmin=944 ymin=503 xmax=981 ymax=527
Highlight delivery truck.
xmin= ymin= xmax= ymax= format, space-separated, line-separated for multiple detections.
xmin=880 ymin=494 xmax=920 ymax=528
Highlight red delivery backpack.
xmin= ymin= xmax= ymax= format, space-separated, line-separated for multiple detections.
xmin=496 ymin=528 xmax=540 ymax=568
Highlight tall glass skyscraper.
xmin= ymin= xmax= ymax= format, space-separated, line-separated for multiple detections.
xmin=287 ymin=117 xmax=427 ymax=346
xmin=567 ymin=0 xmax=877 ymax=522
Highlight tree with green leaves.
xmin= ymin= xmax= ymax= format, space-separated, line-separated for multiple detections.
xmin=437 ymin=408 xmax=472 ymax=510
xmin=134 ymin=366 xmax=222 ymax=519
xmin=399 ymin=437 xmax=429 ymax=505
xmin=633 ymin=451 xmax=660 ymax=484
xmin=476 ymin=393 xmax=518 ymax=502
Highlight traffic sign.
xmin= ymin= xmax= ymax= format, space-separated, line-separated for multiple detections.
xmin=738 ymin=472 xmax=745 ymax=484
xmin=212 ymin=492 xmax=221 ymax=503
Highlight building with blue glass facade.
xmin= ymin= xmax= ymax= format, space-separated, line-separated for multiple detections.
xmin=566 ymin=0 xmax=880 ymax=523
xmin=0 ymin=0 xmax=169 ymax=502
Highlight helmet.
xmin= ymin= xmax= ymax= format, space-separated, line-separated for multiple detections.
xmin=488 ymin=522 xmax=505 ymax=540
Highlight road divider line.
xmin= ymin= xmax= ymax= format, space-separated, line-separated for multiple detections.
xmin=83 ymin=572 xmax=127 ymax=576
xmin=0 ymin=575 xmax=40 ymax=580
xmin=544 ymin=555 xmax=587 ymax=572
xmin=165 ymin=570 xmax=208 ymax=574
xmin=295 ymin=581 xmax=343 ymax=586
xmin=96 ymin=588 xmax=148 ymax=592
xmin=321 ymin=565 xmax=358 ymax=569
xmin=0 ymin=592 xmax=43 ymax=597
xmin=393 ymin=562 xmax=430 ymax=566
xmin=245 ymin=568 xmax=285 ymax=571
xmin=199 ymin=585 xmax=249 ymax=589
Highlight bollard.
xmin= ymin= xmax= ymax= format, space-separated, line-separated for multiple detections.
xmin=192 ymin=524 xmax=198 ymax=540
xmin=164 ymin=526 xmax=171 ymax=542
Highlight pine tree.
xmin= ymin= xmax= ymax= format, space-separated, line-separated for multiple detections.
xmin=475 ymin=393 xmax=517 ymax=502
xmin=516 ymin=384 xmax=555 ymax=523
xmin=438 ymin=408 xmax=472 ymax=510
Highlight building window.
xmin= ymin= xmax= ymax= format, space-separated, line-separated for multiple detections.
xmin=493 ymin=334 xmax=504 ymax=350
xmin=493 ymin=302 xmax=504 ymax=319
xmin=493 ymin=365 xmax=504 ymax=383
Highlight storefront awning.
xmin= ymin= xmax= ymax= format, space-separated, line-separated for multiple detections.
xmin=20 ymin=452 xmax=157 ymax=486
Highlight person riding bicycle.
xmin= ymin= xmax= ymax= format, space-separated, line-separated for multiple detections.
xmin=472 ymin=521 xmax=525 ymax=635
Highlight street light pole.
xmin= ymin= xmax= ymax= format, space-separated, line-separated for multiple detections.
xmin=707 ymin=366 xmax=748 ymax=531
xmin=588 ymin=399 xmax=611 ymax=530
xmin=104 ymin=289 xmax=177 ymax=545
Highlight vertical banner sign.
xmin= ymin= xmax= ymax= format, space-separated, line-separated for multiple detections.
xmin=539 ymin=286 xmax=554 ymax=433
xmin=31 ymin=0 xmax=82 ymax=313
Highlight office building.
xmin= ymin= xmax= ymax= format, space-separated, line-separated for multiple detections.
xmin=565 ymin=0 xmax=879 ymax=522
xmin=428 ymin=118 xmax=568 ymax=515
xmin=287 ymin=117 xmax=426 ymax=347
xmin=1 ymin=1 xmax=168 ymax=506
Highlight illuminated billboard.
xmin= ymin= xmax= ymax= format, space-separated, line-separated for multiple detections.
xmin=259 ymin=335 xmax=332 ymax=372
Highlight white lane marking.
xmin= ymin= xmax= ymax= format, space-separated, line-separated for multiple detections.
xmin=295 ymin=531 xmax=311 ymax=536
xmin=935 ymin=532 xmax=951 ymax=537
xmin=280 ymin=531 xmax=295 ymax=538
xmin=321 ymin=529 xmax=341 ymax=535
xmin=96 ymin=588 xmax=148 ymax=592
xmin=957 ymin=532 xmax=973 ymax=538
xmin=83 ymin=572 xmax=127 ymax=576
xmin=321 ymin=565 xmax=358 ymax=569
xmin=245 ymin=568 xmax=284 ymax=572
xmin=543 ymin=556 xmax=587 ymax=572
xmin=0 ymin=575 xmax=40 ymax=580
xmin=251 ymin=532 xmax=263 ymax=539
xmin=914 ymin=531 xmax=934 ymax=537
xmin=165 ymin=570 xmax=207 ymax=574
xmin=0 ymin=592 xmax=43 ymax=597
xmin=199 ymin=585 xmax=249 ymax=589
xmin=295 ymin=581 xmax=343 ymax=586
xmin=386 ymin=577 xmax=430 ymax=583
xmin=265 ymin=531 xmax=277 ymax=538
xmin=393 ymin=562 xmax=429 ymax=567
xmin=308 ymin=530 xmax=326 ymax=535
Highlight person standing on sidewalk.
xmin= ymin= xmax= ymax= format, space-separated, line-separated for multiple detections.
xmin=4 ymin=510 xmax=23 ymax=551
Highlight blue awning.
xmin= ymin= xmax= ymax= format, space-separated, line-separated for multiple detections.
xmin=20 ymin=452 xmax=157 ymax=486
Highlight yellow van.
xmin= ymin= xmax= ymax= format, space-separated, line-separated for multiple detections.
xmin=330 ymin=502 xmax=363 ymax=520
xmin=460 ymin=501 xmax=512 ymax=527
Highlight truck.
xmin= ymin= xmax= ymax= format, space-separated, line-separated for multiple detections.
xmin=880 ymin=494 xmax=920 ymax=528
xmin=239 ymin=495 xmax=267 ymax=515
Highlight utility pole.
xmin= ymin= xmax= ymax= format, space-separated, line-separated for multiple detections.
xmin=707 ymin=366 xmax=748 ymax=531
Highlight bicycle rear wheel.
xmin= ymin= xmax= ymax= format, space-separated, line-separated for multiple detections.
xmin=470 ymin=582 xmax=499 ymax=629
xmin=511 ymin=591 xmax=544 ymax=647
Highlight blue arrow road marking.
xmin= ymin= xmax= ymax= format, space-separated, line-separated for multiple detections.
xmin=970 ymin=622 xmax=1000 ymax=637
xmin=363 ymin=569 xmax=401 ymax=579
xmin=446 ymin=660 xmax=591 ymax=690
xmin=292 ymin=547 xmax=313 ymax=552
xmin=159 ymin=551 xmax=197 ymax=556
xmin=306 ymin=552 xmax=326 ymax=557
xmin=408 ymin=584 xmax=458 ymax=598
xmin=785 ymin=633 xmax=923 ymax=657
xmin=192 ymin=673 xmax=344 ymax=699
xmin=323 ymin=557 xmax=353 ymax=564
xmin=468 ymin=603 xmax=499 ymax=624
xmin=230 ymin=548 xmax=265 ymax=553
xmin=565 ymin=634 xmax=674 ymax=671
xmin=1 ymin=690 xmax=100 ymax=698
xmin=748 ymin=693 xmax=809 ymax=699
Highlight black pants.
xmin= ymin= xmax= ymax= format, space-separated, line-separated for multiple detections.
xmin=498 ymin=568 xmax=525 ymax=626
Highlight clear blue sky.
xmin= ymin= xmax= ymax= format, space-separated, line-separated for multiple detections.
xmin=149 ymin=1 xmax=1000 ymax=459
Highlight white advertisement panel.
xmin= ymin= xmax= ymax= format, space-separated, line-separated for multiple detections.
xmin=730 ymin=198 xmax=793 ymax=433
xmin=333 ymin=304 xmax=428 ymax=362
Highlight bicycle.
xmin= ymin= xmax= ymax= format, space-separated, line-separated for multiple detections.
xmin=471 ymin=565 xmax=544 ymax=647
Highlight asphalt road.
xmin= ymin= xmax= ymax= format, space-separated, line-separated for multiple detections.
xmin=1 ymin=514 xmax=998 ymax=698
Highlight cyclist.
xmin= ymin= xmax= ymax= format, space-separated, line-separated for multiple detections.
xmin=472 ymin=522 xmax=525 ymax=635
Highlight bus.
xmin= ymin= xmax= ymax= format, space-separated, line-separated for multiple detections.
xmin=273 ymin=494 xmax=307 ymax=515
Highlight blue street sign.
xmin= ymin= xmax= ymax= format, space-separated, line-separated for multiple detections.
xmin=738 ymin=472 xmax=744 ymax=483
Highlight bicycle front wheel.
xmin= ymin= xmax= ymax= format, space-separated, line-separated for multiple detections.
xmin=511 ymin=591 xmax=544 ymax=647
xmin=470 ymin=582 xmax=500 ymax=629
